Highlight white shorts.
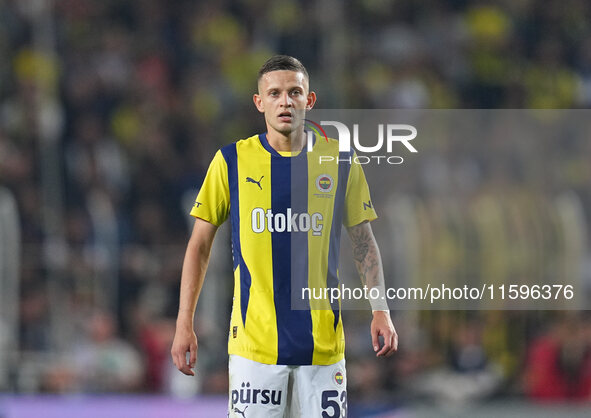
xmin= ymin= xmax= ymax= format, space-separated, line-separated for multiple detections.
xmin=228 ymin=355 xmax=347 ymax=418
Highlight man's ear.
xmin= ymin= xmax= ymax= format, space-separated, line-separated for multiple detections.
xmin=253 ymin=94 xmax=264 ymax=113
xmin=306 ymin=91 xmax=317 ymax=110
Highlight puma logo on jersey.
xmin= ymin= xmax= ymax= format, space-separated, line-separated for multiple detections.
xmin=233 ymin=405 xmax=248 ymax=417
xmin=246 ymin=176 xmax=264 ymax=190
xmin=251 ymin=208 xmax=323 ymax=236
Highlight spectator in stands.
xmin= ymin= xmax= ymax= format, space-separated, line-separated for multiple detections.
xmin=524 ymin=314 xmax=591 ymax=401
xmin=66 ymin=311 xmax=143 ymax=393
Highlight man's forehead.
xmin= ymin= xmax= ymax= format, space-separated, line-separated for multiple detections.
xmin=258 ymin=70 xmax=308 ymax=90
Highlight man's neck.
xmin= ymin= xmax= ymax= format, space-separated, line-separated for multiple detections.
xmin=266 ymin=129 xmax=306 ymax=153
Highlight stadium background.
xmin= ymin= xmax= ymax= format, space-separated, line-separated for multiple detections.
xmin=1 ymin=0 xmax=591 ymax=416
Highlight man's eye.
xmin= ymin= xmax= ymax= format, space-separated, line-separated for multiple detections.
xmin=291 ymin=90 xmax=301 ymax=96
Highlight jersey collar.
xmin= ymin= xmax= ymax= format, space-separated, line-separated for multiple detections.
xmin=258 ymin=132 xmax=316 ymax=157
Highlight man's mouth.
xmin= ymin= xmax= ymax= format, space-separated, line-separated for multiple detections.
xmin=278 ymin=111 xmax=292 ymax=122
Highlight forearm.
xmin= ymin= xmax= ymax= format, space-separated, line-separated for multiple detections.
xmin=177 ymin=219 xmax=217 ymax=327
xmin=177 ymin=241 xmax=210 ymax=325
xmin=348 ymin=222 xmax=388 ymax=311
xmin=357 ymin=240 xmax=388 ymax=311
xmin=348 ymin=223 xmax=397 ymax=355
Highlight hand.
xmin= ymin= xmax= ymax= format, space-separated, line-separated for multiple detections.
xmin=370 ymin=311 xmax=398 ymax=357
xmin=171 ymin=324 xmax=198 ymax=376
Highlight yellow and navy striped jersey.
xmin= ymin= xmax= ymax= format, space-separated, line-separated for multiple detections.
xmin=190 ymin=133 xmax=377 ymax=365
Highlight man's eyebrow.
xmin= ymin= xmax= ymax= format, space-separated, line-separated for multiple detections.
xmin=265 ymin=85 xmax=304 ymax=93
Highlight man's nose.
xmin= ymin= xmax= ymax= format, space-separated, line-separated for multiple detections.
xmin=279 ymin=92 xmax=292 ymax=107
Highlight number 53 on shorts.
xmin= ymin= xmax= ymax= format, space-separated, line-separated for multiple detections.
xmin=322 ymin=390 xmax=347 ymax=418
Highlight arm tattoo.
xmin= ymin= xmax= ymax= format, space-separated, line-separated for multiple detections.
xmin=348 ymin=222 xmax=387 ymax=310
xmin=351 ymin=227 xmax=370 ymax=264
xmin=347 ymin=222 xmax=383 ymax=289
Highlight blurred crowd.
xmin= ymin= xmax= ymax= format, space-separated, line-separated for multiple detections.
xmin=2 ymin=0 xmax=591 ymax=410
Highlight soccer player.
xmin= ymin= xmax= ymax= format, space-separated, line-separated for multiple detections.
xmin=171 ymin=55 xmax=397 ymax=417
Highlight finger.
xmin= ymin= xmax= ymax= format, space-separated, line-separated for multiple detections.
xmin=175 ymin=350 xmax=190 ymax=374
xmin=371 ymin=328 xmax=380 ymax=352
xmin=387 ymin=331 xmax=399 ymax=356
xmin=174 ymin=351 xmax=182 ymax=371
xmin=376 ymin=331 xmax=392 ymax=357
xmin=179 ymin=352 xmax=195 ymax=376
xmin=376 ymin=341 xmax=391 ymax=356
xmin=189 ymin=342 xmax=197 ymax=368
xmin=171 ymin=347 xmax=181 ymax=370
xmin=386 ymin=333 xmax=397 ymax=357
xmin=180 ymin=364 xmax=195 ymax=376
xmin=170 ymin=348 xmax=177 ymax=369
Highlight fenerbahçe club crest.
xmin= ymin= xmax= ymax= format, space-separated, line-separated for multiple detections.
xmin=315 ymin=174 xmax=334 ymax=193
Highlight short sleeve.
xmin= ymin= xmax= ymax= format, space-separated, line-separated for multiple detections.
xmin=190 ymin=150 xmax=230 ymax=226
xmin=343 ymin=153 xmax=378 ymax=227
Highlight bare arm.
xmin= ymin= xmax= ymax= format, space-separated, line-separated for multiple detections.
xmin=346 ymin=221 xmax=398 ymax=357
xmin=171 ymin=217 xmax=218 ymax=375
xmin=347 ymin=220 xmax=386 ymax=295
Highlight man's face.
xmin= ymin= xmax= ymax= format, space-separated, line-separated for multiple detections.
xmin=253 ymin=70 xmax=316 ymax=137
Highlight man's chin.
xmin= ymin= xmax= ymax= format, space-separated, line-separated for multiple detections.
xmin=285 ymin=121 xmax=305 ymax=133
xmin=269 ymin=121 xmax=304 ymax=137
xmin=276 ymin=125 xmax=297 ymax=136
